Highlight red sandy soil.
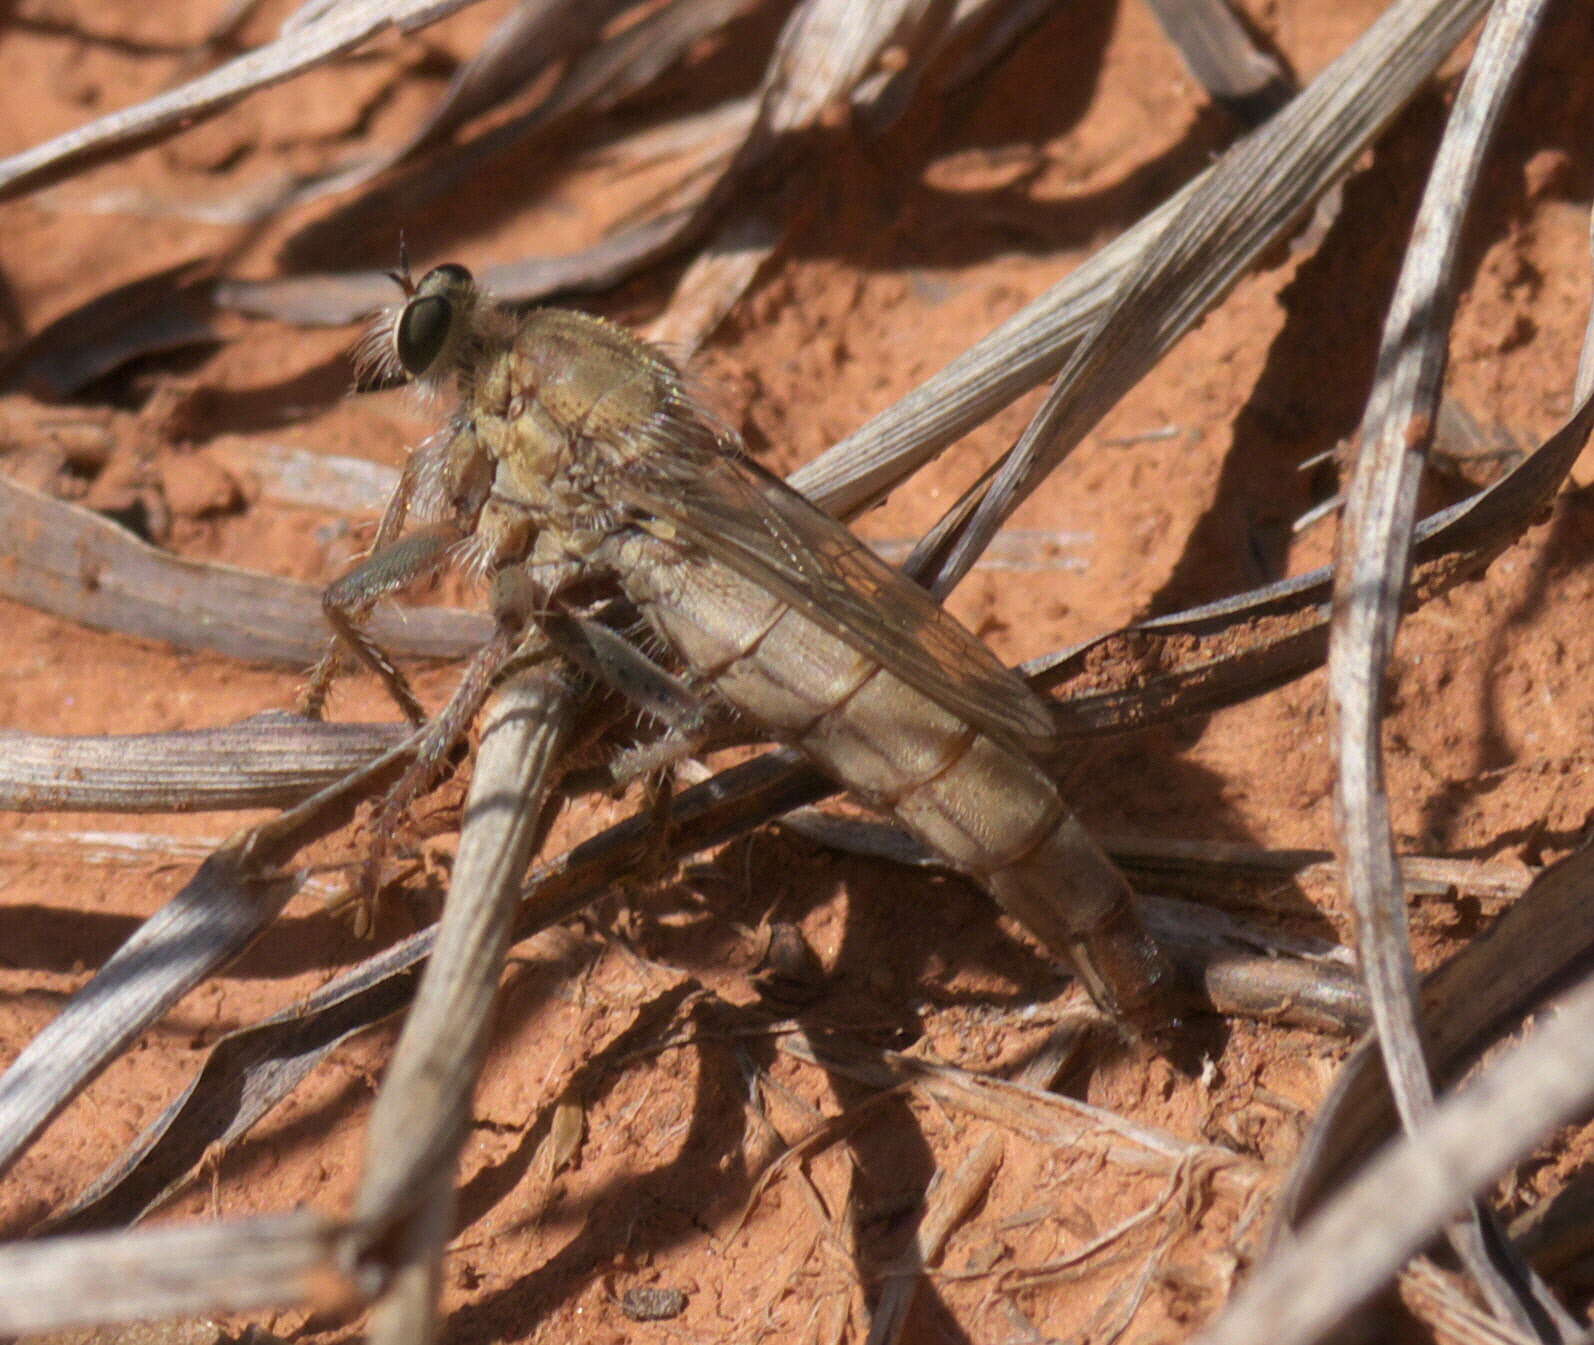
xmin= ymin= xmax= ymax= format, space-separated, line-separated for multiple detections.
xmin=0 ymin=1 xmax=1592 ymax=1341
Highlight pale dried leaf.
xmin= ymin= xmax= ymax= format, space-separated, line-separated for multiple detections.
xmin=756 ymin=0 xmax=946 ymax=138
xmin=1283 ymin=845 xmax=1594 ymax=1230
xmin=1144 ymin=0 xmax=1292 ymax=120
xmin=0 ymin=716 xmax=402 ymax=813
xmin=0 ymin=0 xmax=492 ymax=201
xmin=791 ymin=0 xmax=1492 ymax=526
xmin=0 ymin=729 xmax=422 ymax=1178
xmin=0 ymin=1213 xmax=349 ymax=1331
xmin=352 ymin=670 xmax=578 ymax=1340
xmin=1198 ymin=962 xmax=1594 ymax=1345
xmin=923 ymin=0 xmax=1495 ymax=593
xmin=0 ymin=475 xmax=488 ymax=666
xmin=1323 ymin=0 xmax=1565 ymax=1327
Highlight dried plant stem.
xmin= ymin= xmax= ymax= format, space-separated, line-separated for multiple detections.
xmin=352 ymin=668 xmax=578 ymax=1342
xmin=1324 ymin=0 xmax=1567 ymax=1333
xmin=1197 ymin=965 xmax=1594 ymax=1345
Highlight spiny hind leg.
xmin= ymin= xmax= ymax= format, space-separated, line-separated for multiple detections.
xmin=503 ymin=574 xmax=722 ymax=777
xmin=539 ymin=601 xmax=724 ymax=881
xmin=302 ymin=524 xmax=463 ymax=724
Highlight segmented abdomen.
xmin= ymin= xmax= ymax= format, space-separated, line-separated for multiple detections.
xmin=607 ymin=531 xmax=1177 ymax=1028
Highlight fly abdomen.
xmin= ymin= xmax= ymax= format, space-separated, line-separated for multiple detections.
xmin=612 ymin=530 xmax=1180 ymax=1031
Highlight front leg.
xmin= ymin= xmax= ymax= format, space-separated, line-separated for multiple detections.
xmin=303 ymin=420 xmax=491 ymax=722
xmin=303 ymin=523 xmax=464 ymax=724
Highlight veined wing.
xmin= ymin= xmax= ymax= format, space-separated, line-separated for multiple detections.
xmin=614 ymin=412 xmax=1057 ymax=753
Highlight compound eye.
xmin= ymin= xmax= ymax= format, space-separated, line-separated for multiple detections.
xmin=425 ymin=262 xmax=473 ymax=291
xmin=395 ymin=293 xmax=455 ymax=377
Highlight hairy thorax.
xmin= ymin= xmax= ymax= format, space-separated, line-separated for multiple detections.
xmin=470 ymin=310 xmax=679 ymax=576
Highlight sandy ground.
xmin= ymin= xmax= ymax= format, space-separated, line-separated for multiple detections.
xmin=0 ymin=1 xmax=1592 ymax=1341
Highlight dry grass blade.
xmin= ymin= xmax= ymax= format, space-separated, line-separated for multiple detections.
xmin=213 ymin=0 xmax=1036 ymax=337
xmin=1144 ymin=0 xmax=1293 ymax=122
xmin=922 ymin=0 xmax=1493 ymax=593
xmin=1138 ymin=896 xmax=1368 ymax=1033
xmin=0 ymin=829 xmax=227 ymax=869
xmin=49 ymin=935 xmax=423 ymax=1232
xmin=38 ymin=749 xmax=807 ymax=1235
xmin=0 ymin=858 xmax=299 ymax=1181
xmin=0 ymin=0 xmax=490 ymax=201
xmin=790 ymin=190 xmax=1174 ymax=520
xmin=1031 ymin=384 xmax=1594 ymax=736
xmin=242 ymin=0 xmax=763 ymax=270
xmin=520 ymin=0 xmax=764 ymax=138
xmin=1107 ymin=837 xmax=1531 ymax=906
xmin=219 ymin=0 xmax=958 ymax=332
xmin=350 ymin=669 xmax=578 ymax=1339
xmin=0 ymin=1211 xmax=348 ymax=1331
xmin=645 ymin=211 xmax=782 ymax=355
xmin=0 ymin=752 xmax=816 ymax=1235
xmin=778 ymin=809 xmax=1367 ymax=1029
xmin=0 ymin=260 xmax=215 ymax=399
xmin=25 ymin=821 xmax=1383 ymax=1241
xmin=0 ymin=726 xmax=422 ymax=1178
xmin=781 ymin=1032 xmax=1257 ymax=1192
xmin=753 ymin=0 xmax=945 ymax=138
xmin=395 ymin=0 xmax=635 ymax=158
xmin=207 ymin=439 xmax=399 ymax=513
xmin=1195 ymin=962 xmax=1594 ymax=1345
xmin=1330 ymin=0 xmax=1548 ymax=1131
xmin=792 ymin=0 xmax=1489 ymax=524
xmin=1282 ymin=843 xmax=1594 ymax=1230
xmin=868 ymin=1133 xmax=1004 ymax=1345
xmin=849 ymin=0 xmax=1050 ymax=126
xmin=215 ymin=115 xmax=752 ymax=324
xmin=367 ymin=1162 xmax=458 ymax=1345
xmin=0 ymin=675 xmax=580 ymax=1326
xmin=1324 ymin=0 xmax=1564 ymax=1331
xmin=0 ymin=716 xmax=403 ymax=812
xmin=0 ymin=475 xmax=488 ymax=666
xmin=1402 ymin=1258 xmax=1547 ymax=1345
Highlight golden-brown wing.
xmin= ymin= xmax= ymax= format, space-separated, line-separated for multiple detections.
xmin=613 ymin=407 xmax=1057 ymax=753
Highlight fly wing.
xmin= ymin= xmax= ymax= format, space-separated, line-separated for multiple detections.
xmin=614 ymin=411 xmax=1057 ymax=753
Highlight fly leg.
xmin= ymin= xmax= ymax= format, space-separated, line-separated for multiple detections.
xmin=302 ymin=524 xmax=464 ymax=724
xmin=302 ymin=420 xmax=485 ymax=722
xmin=336 ymin=565 xmax=578 ymax=919
xmin=545 ymin=606 xmax=714 ymax=745
xmin=302 ymin=437 xmax=426 ymax=720
xmin=542 ymin=603 xmax=721 ymax=883
xmin=340 ymin=619 xmax=546 ymax=921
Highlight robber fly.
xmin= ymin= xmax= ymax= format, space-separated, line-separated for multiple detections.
xmin=306 ymin=263 xmax=1180 ymax=1033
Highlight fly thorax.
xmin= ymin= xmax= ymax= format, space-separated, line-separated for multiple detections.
xmin=480 ymin=394 xmax=574 ymax=513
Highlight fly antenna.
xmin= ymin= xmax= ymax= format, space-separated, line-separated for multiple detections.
xmin=388 ymin=234 xmax=416 ymax=297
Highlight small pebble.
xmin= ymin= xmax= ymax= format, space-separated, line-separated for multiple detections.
xmin=620 ymin=1286 xmax=688 ymax=1322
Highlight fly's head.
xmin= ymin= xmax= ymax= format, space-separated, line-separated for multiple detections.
xmin=356 ymin=262 xmax=485 ymax=395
